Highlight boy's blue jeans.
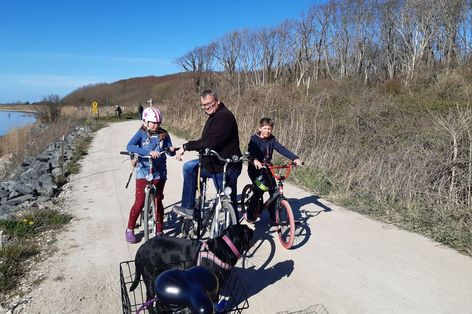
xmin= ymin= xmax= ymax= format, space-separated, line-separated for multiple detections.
xmin=180 ymin=159 xmax=241 ymax=212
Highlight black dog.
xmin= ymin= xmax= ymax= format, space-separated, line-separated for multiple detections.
xmin=130 ymin=224 xmax=254 ymax=304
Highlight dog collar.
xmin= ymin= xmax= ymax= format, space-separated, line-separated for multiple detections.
xmin=222 ymin=235 xmax=241 ymax=259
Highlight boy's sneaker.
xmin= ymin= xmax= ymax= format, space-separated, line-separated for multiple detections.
xmin=125 ymin=229 xmax=136 ymax=244
xmin=173 ymin=206 xmax=194 ymax=218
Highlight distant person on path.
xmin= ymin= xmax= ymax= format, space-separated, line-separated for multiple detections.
xmin=138 ymin=104 xmax=144 ymax=120
xmin=173 ymin=89 xmax=242 ymax=218
xmin=125 ymin=107 xmax=176 ymax=244
xmin=115 ymin=105 xmax=123 ymax=119
xmin=245 ymin=117 xmax=302 ymax=226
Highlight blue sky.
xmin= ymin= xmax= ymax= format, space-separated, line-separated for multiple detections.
xmin=0 ymin=0 xmax=322 ymax=104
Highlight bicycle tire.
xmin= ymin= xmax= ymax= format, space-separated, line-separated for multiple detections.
xmin=276 ymin=198 xmax=295 ymax=249
xmin=223 ymin=200 xmax=238 ymax=228
xmin=209 ymin=198 xmax=237 ymax=238
xmin=143 ymin=191 xmax=157 ymax=242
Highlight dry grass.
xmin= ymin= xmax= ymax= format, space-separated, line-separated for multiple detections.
xmin=0 ymin=116 xmax=83 ymax=179
xmin=156 ymin=75 xmax=472 ymax=255
xmin=0 ymin=125 xmax=31 ymax=158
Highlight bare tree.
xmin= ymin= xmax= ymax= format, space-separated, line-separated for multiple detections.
xmin=215 ymin=31 xmax=242 ymax=85
xmin=239 ymin=29 xmax=263 ymax=86
xmin=175 ymin=43 xmax=217 ymax=92
xmin=435 ymin=0 xmax=465 ymax=71
xmin=379 ymin=0 xmax=402 ymax=80
xmin=457 ymin=0 xmax=472 ymax=64
xmin=293 ymin=8 xmax=316 ymax=88
xmin=394 ymin=0 xmax=440 ymax=82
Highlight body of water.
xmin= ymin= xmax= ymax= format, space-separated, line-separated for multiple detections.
xmin=0 ymin=111 xmax=36 ymax=137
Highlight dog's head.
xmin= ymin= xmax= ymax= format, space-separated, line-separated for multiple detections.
xmin=222 ymin=224 xmax=254 ymax=255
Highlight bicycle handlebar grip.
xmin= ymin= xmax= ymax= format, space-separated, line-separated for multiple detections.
xmin=165 ymin=147 xmax=180 ymax=153
xmin=120 ymin=151 xmax=130 ymax=155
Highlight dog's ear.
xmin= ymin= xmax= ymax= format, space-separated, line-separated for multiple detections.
xmin=223 ymin=224 xmax=254 ymax=252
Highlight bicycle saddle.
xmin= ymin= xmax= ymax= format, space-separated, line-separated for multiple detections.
xmin=154 ymin=266 xmax=219 ymax=314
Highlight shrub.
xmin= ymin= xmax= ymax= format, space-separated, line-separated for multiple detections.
xmin=36 ymin=94 xmax=63 ymax=124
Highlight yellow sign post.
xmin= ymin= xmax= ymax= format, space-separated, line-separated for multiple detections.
xmin=92 ymin=101 xmax=99 ymax=118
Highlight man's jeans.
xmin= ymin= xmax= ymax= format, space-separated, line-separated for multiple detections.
xmin=180 ymin=159 xmax=242 ymax=212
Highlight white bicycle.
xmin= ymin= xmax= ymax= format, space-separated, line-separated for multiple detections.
xmin=180 ymin=149 xmax=249 ymax=240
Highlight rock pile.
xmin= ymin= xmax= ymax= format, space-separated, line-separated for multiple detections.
xmin=0 ymin=125 xmax=92 ymax=218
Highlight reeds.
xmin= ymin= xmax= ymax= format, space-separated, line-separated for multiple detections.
xmin=159 ymin=77 xmax=472 ymax=254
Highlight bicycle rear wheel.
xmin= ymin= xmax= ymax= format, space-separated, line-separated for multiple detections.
xmin=275 ymin=198 xmax=295 ymax=249
xmin=143 ymin=191 xmax=157 ymax=242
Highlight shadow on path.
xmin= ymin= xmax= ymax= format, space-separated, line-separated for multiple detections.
xmin=236 ymin=259 xmax=295 ymax=300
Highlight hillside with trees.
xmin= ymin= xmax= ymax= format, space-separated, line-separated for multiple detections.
xmin=57 ymin=0 xmax=472 ymax=255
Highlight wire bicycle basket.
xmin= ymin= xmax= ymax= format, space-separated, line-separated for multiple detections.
xmin=120 ymin=259 xmax=249 ymax=314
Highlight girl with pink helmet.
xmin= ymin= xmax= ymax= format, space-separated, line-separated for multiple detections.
xmin=125 ymin=106 xmax=176 ymax=243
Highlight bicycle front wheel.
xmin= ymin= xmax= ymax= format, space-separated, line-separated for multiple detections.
xmin=275 ymin=198 xmax=295 ymax=249
xmin=143 ymin=191 xmax=157 ymax=242
xmin=240 ymin=184 xmax=254 ymax=217
xmin=209 ymin=199 xmax=238 ymax=238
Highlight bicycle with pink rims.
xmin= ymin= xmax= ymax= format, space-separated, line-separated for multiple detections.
xmin=240 ymin=162 xmax=302 ymax=249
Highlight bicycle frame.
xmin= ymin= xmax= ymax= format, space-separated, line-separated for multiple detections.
xmin=121 ymin=150 xmax=167 ymax=241
xmin=241 ymin=161 xmax=298 ymax=249
xmin=182 ymin=149 xmax=248 ymax=240
xmin=261 ymin=163 xmax=292 ymax=207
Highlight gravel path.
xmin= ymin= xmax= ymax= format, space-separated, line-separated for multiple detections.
xmin=15 ymin=119 xmax=472 ymax=314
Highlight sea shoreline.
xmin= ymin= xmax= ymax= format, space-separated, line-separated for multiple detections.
xmin=0 ymin=109 xmax=37 ymax=137
xmin=0 ymin=104 xmax=38 ymax=114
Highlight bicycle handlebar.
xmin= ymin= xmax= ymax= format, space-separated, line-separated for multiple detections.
xmin=260 ymin=161 xmax=304 ymax=169
xmin=201 ymin=148 xmax=250 ymax=164
xmin=120 ymin=147 xmax=179 ymax=159
xmin=261 ymin=161 xmax=304 ymax=180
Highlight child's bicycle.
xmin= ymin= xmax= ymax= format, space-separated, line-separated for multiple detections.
xmin=240 ymin=162 xmax=302 ymax=249
xmin=180 ymin=149 xmax=249 ymax=240
xmin=120 ymin=148 xmax=176 ymax=242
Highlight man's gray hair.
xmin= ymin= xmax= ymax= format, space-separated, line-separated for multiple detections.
xmin=200 ymin=89 xmax=219 ymax=100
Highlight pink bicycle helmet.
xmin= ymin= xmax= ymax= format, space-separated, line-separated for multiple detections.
xmin=142 ymin=107 xmax=162 ymax=124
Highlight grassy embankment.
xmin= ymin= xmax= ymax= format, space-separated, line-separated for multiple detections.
xmin=0 ymin=104 xmax=135 ymax=299
xmin=156 ymin=74 xmax=472 ymax=256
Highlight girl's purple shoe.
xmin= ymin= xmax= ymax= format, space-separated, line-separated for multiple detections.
xmin=125 ymin=229 xmax=136 ymax=244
